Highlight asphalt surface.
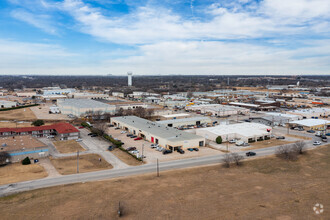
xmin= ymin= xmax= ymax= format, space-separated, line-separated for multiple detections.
xmin=0 ymin=138 xmax=323 ymax=197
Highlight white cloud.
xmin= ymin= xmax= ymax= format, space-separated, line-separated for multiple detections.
xmin=11 ymin=9 xmax=58 ymax=34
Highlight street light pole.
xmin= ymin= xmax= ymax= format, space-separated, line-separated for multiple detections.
xmin=142 ymin=144 xmax=144 ymax=162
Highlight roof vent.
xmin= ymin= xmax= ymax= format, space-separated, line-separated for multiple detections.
xmin=2 ymin=143 xmax=7 ymax=147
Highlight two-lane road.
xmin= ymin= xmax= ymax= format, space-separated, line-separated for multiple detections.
xmin=0 ymin=141 xmax=322 ymax=197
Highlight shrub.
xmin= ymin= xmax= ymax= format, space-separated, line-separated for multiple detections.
xmin=0 ymin=152 xmax=11 ymax=165
xmin=81 ymin=122 xmax=91 ymax=128
xmin=22 ymin=157 xmax=31 ymax=165
xmin=31 ymin=120 xmax=44 ymax=127
xmin=216 ymin=136 xmax=222 ymax=144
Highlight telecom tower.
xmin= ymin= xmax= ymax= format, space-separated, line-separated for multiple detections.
xmin=127 ymin=72 xmax=132 ymax=86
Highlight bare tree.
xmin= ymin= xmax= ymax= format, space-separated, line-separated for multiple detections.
xmin=231 ymin=153 xmax=244 ymax=166
xmin=276 ymin=144 xmax=298 ymax=161
xmin=222 ymin=154 xmax=232 ymax=168
xmin=93 ymin=122 xmax=108 ymax=136
xmin=293 ymin=141 xmax=306 ymax=154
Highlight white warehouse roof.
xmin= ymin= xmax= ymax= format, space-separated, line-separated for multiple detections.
xmin=157 ymin=117 xmax=211 ymax=125
xmin=289 ymin=119 xmax=330 ymax=127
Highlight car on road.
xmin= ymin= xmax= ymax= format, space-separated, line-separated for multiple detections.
xmin=91 ymin=134 xmax=98 ymax=137
xmin=193 ymin=148 xmax=199 ymax=151
xmin=276 ymin=136 xmax=285 ymax=139
xmin=307 ymin=130 xmax=315 ymax=133
xmin=134 ymin=137 xmax=142 ymax=141
xmin=126 ymin=147 xmax=136 ymax=151
xmin=246 ymin=151 xmax=256 ymax=156
xmin=187 ymin=148 xmax=194 ymax=152
xmin=177 ymin=149 xmax=185 ymax=154
xmin=313 ymin=141 xmax=321 ymax=145
xmin=163 ymin=149 xmax=172 ymax=155
xmin=75 ymin=138 xmax=82 ymax=142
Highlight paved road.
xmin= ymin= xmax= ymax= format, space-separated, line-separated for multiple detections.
xmin=0 ymin=140 xmax=323 ymax=197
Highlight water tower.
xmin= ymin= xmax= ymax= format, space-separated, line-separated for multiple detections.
xmin=127 ymin=72 xmax=133 ymax=86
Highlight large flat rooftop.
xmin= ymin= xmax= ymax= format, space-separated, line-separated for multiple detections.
xmin=157 ymin=117 xmax=211 ymax=125
xmin=112 ymin=116 xmax=203 ymax=142
xmin=0 ymin=135 xmax=47 ymax=152
xmin=58 ymin=99 xmax=114 ymax=108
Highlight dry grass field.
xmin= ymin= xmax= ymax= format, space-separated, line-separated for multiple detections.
xmin=0 ymin=108 xmax=37 ymax=121
xmin=0 ymin=163 xmax=47 ymax=185
xmin=244 ymin=139 xmax=295 ymax=150
xmin=50 ymin=154 xmax=113 ymax=175
xmin=111 ymin=148 xmax=144 ymax=166
xmin=286 ymin=134 xmax=313 ymax=140
xmin=0 ymin=145 xmax=329 ymax=219
xmin=53 ymin=140 xmax=85 ymax=154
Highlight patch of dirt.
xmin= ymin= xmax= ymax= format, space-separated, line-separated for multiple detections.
xmin=53 ymin=140 xmax=85 ymax=154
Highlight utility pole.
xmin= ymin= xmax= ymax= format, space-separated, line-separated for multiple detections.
xmin=142 ymin=144 xmax=144 ymax=162
xmin=156 ymin=158 xmax=160 ymax=177
xmin=77 ymin=150 xmax=79 ymax=173
xmin=287 ymin=119 xmax=290 ymax=134
xmin=226 ymin=135 xmax=229 ymax=152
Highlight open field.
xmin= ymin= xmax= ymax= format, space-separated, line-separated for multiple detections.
xmin=244 ymin=139 xmax=295 ymax=150
xmin=0 ymin=121 xmax=51 ymax=128
xmin=0 ymin=163 xmax=47 ymax=185
xmin=0 ymin=145 xmax=329 ymax=219
xmin=53 ymin=140 xmax=85 ymax=154
xmin=50 ymin=154 xmax=113 ymax=175
xmin=111 ymin=148 xmax=144 ymax=166
xmin=0 ymin=108 xmax=37 ymax=121
xmin=286 ymin=134 xmax=313 ymax=140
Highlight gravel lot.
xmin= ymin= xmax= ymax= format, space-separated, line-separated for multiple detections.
xmin=30 ymin=103 xmax=72 ymax=120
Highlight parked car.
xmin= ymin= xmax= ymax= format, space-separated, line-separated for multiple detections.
xmin=177 ymin=149 xmax=185 ymax=154
xmin=47 ymin=135 xmax=55 ymax=139
xmin=108 ymin=146 xmax=115 ymax=151
xmin=326 ymin=133 xmax=330 ymax=136
xmin=88 ymin=133 xmax=94 ymax=135
xmin=115 ymin=127 xmax=120 ymax=130
xmin=78 ymin=126 xmax=84 ymax=129
xmin=134 ymin=137 xmax=142 ymax=141
xmin=157 ymin=146 xmax=164 ymax=151
xmin=242 ymin=142 xmax=250 ymax=147
xmin=313 ymin=141 xmax=321 ymax=145
xmin=91 ymin=134 xmax=98 ymax=137
xmin=315 ymin=131 xmax=322 ymax=137
xmin=127 ymin=134 xmax=133 ymax=137
xmin=130 ymin=135 xmax=137 ymax=138
xmin=163 ymin=149 xmax=172 ymax=155
xmin=120 ymin=131 xmax=127 ymax=134
xmin=229 ymin=139 xmax=238 ymax=144
xmin=321 ymin=135 xmax=327 ymax=139
xmin=297 ymin=127 xmax=304 ymax=131
xmin=322 ymin=138 xmax=327 ymax=142
xmin=108 ymin=124 xmax=114 ymax=127
xmin=126 ymin=147 xmax=136 ymax=151
xmin=130 ymin=150 xmax=139 ymax=154
xmin=76 ymin=138 xmax=82 ymax=142
xmin=193 ymin=148 xmax=199 ymax=151
xmin=246 ymin=151 xmax=256 ymax=156
xmin=150 ymin=144 xmax=158 ymax=148
xmin=276 ymin=136 xmax=285 ymax=139
xmin=307 ymin=130 xmax=315 ymax=133
xmin=187 ymin=148 xmax=194 ymax=152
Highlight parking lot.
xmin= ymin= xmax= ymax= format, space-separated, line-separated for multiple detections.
xmin=106 ymin=127 xmax=223 ymax=164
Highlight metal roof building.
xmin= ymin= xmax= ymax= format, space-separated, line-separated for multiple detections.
xmin=196 ymin=122 xmax=271 ymax=143
xmin=57 ymin=99 xmax=116 ymax=117
xmin=157 ymin=116 xmax=212 ymax=128
xmin=111 ymin=116 xmax=205 ymax=150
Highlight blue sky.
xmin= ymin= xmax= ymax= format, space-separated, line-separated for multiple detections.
xmin=0 ymin=0 xmax=330 ymax=75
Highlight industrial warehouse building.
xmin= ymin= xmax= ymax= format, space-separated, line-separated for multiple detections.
xmin=196 ymin=122 xmax=271 ymax=143
xmin=111 ymin=116 xmax=205 ymax=150
xmin=250 ymin=113 xmax=301 ymax=127
xmin=0 ymin=123 xmax=80 ymax=140
xmin=0 ymin=100 xmax=17 ymax=108
xmin=186 ymin=104 xmax=250 ymax=116
xmin=0 ymin=136 xmax=49 ymax=163
xmin=157 ymin=116 xmax=212 ymax=128
xmin=288 ymin=108 xmax=330 ymax=119
xmin=57 ymin=99 xmax=116 ymax=117
xmin=288 ymin=119 xmax=330 ymax=130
